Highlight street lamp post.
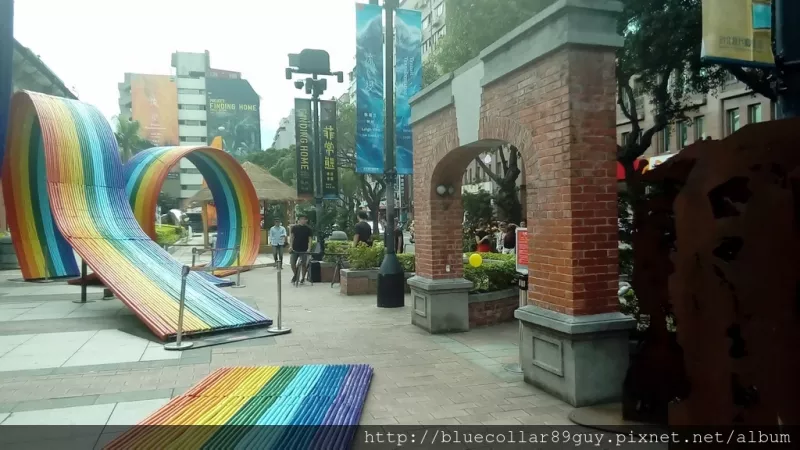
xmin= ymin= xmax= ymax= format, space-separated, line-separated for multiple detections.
xmin=286 ymin=50 xmax=344 ymax=260
xmin=774 ymin=0 xmax=800 ymax=118
xmin=371 ymin=0 xmax=405 ymax=308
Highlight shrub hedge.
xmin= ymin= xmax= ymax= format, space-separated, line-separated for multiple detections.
xmin=155 ymin=225 xmax=184 ymax=246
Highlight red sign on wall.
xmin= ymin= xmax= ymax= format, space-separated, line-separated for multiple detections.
xmin=516 ymin=228 xmax=528 ymax=274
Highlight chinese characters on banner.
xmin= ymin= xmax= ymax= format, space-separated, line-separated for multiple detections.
xmin=395 ymin=8 xmax=423 ymax=175
xmin=294 ymin=98 xmax=314 ymax=198
xmin=701 ymin=0 xmax=774 ymax=67
xmin=355 ymin=3 xmax=385 ymax=174
xmin=319 ymin=100 xmax=339 ymax=200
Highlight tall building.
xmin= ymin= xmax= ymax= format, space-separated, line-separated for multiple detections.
xmin=272 ymin=110 xmax=295 ymax=150
xmin=616 ymin=73 xmax=778 ymax=160
xmin=118 ymin=51 xmax=261 ymax=208
xmin=400 ymin=0 xmax=447 ymax=59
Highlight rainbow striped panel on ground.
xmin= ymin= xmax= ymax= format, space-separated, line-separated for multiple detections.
xmin=105 ymin=365 xmax=374 ymax=450
xmin=124 ymin=146 xmax=260 ymax=269
xmin=1 ymin=91 xmax=271 ymax=340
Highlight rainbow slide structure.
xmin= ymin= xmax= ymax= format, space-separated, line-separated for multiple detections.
xmin=1 ymin=91 xmax=270 ymax=340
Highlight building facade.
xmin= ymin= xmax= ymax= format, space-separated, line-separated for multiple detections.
xmin=271 ymin=109 xmax=295 ymax=150
xmin=616 ymin=73 xmax=778 ymax=160
xmin=118 ymin=51 xmax=260 ymax=208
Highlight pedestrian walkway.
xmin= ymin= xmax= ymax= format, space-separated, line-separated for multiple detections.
xmin=0 ymin=234 xmax=578 ymax=446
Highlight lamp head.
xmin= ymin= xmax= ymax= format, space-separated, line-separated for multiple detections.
xmin=436 ymin=185 xmax=447 ymax=196
xmin=294 ymin=80 xmax=304 ymax=90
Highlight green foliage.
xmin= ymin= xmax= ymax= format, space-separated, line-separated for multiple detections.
xmin=462 ymin=189 xmax=494 ymax=229
xmin=322 ymin=241 xmax=351 ymax=263
xmin=246 ymin=147 xmax=296 ymax=187
xmin=467 ymin=252 xmax=515 ymax=263
xmin=155 ymin=224 xmax=184 ymax=246
xmin=114 ymin=117 xmax=157 ymax=164
xmin=432 ymin=0 xmax=555 ymax=74
xmin=397 ymin=253 xmax=416 ymax=272
xmin=464 ymin=259 xmax=517 ymax=293
xmin=347 ymin=242 xmax=385 ymax=270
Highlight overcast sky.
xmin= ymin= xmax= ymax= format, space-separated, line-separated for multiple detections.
xmin=12 ymin=0 xmax=356 ymax=148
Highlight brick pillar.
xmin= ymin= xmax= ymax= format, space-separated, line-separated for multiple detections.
xmin=525 ymin=48 xmax=620 ymax=316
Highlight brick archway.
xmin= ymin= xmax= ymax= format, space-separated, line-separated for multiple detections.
xmin=408 ymin=1 xmax=633 ymax=408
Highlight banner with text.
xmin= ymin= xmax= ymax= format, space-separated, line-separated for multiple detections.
xmin=395 ymin=8 xmax=423 ymax=175
xmin=294 ymin=98 xmax=314 ymax=198
xmin=355 ymin=3 xmax=385 ymax=174
xmin=320 ymin=100 xmax=339 ymax=200
xmin=701 ymin=0 xmax=774 ymax=67
xmin=206 ymin=77 xmax=262 ymax=158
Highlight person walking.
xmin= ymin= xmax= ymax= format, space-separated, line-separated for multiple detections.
xmin=475 ymin=223 xmax=492 ymax=253
xmin=289 ymin=215 xmax=313 ymax=284
xmin=268 ymin=218 xmax=287 ymax=267
xmin=353 ymin=211 xmax=373 ymax=247
xmin=394 ymin=219 xmax=405 ymax=254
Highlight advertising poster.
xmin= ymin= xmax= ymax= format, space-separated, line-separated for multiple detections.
xmin=129 ymin=75 xmax=179 ymax=146
xmin=701 ymin=0 xmax=774 ymax=67
xmin=516 ymin=228 xmax=529 ymax=275
xmin=355 ymin=3 xmax=385 ymax=174
xmin=320 ymin=100 xmax=339 ymax=200
xmin=294 ymin=98 xmax=314 ymax=198
xmin=206 ymin=78 xmax=262 ymax=158
xmin=395 ymin=8 xmax=423 ymax=175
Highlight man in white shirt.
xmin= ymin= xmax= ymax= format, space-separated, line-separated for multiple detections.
xmin=268 ymin=218 xmax=287 ymax=267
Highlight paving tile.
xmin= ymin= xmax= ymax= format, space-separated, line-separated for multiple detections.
xmin=12 ymin=395 xmax=99 ymax=412
xmin=106 ymin=398 xmax=170 ymax=425
xmin=95 ymin=388 xmax=175 ymax=405
xmin=1 ymin=403 xmax=115 ymax=425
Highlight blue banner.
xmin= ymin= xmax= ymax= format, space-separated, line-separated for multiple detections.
xmin=355 ymin=3 xmax=385 ymax=174
xmin=0 ymin=0 xmax=13 ymax=168
xmin=395 ymin=9 xmax=422 ymax=175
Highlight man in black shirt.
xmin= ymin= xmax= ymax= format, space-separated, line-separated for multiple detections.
xmin=353 ymin=211 xmax=373 ymax=247
xmin=289 ymin=215 xmax=313 ymax=283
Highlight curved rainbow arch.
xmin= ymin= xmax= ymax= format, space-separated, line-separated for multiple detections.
xmin=1 ymin=91 xmax=270 ymax=340
xmin=124 ymin=146 xmax=260 ymax=269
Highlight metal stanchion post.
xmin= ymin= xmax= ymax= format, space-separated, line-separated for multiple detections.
xmin=232 ymin=245 xmax=246 ymax=288
xmin=191 ymin=247 xmax=197 ymax=267
xmin=504 ymin=272 xmax=526 ymax=373
xmin=165 ymin=266 xmax=194 ymax=350
xmin=73 ymin=260 xmax=95 ymax=304
xmin=268 ymin=263 xmax=291 ymax=333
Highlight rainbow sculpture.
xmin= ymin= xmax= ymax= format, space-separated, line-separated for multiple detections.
xmin=1 ymin=91 xmax=270 ymax=340
xmin=105 ymin=365 xmax=373 ymax=449
xmin=125 ymin=146 xmax=260 ymax=269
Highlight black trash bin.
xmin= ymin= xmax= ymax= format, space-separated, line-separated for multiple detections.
xmin=309 ymin=260 xmax=322 ymax=283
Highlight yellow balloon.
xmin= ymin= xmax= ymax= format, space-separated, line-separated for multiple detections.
xmin=469 ymin=253 xmax=483 ymax=268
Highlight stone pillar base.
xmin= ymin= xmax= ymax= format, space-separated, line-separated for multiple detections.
xmin=515 ymin=305 xmax=636 ymax=407
xmin=408 ymin=276 xmax=473 ymax=334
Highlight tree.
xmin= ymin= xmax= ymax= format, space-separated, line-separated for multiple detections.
xmin=462 ymin=188 xmax=494 ymax=228
xmin=245 ymin=147 xmax=296 ymax=187
xmin=114 ymin=117 xmax=155 ymax=164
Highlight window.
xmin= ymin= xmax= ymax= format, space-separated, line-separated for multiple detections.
xmin=679 ymin=121 xmax=689 ymax=149
xmin=621 ymin=132 xmax=630 ymax=146
xmin=179 ymin=136 xmax=188 ymax=142
xmin=694 ymin=116 xmax=706 ymax=140
xmin=468 ymin=168 xmax=473 ymax=183
xmin=422 ymin=15 xmax=430 ymax=29
xmin=178 ymin=88 xmax=203 ymax=95
xmin=748 ymin=104 xmax=762 ymax=124
xmin=435 ymin=2 xmax=444 ymax=17
xmin=660 ymin=127 xmax=670 ymax=154
xmin=179 ymin=104 xmax=206 ymax=110
xmin=181 ymin=168 xmax=201 ymax=174
xmin=476 ymin=166 xmax=482 ymax=181
xmin=726 ymin=108 xmax=740 ymax=135
xmin=179 ymin=120 xmax=204 ymax=126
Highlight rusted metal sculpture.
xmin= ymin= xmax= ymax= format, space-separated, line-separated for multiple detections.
xmin=665 ymin=121 xmax=799 ymax=427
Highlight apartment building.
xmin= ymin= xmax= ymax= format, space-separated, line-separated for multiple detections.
xmin=272 ymin=110 xmax=295 ymax=150
xmin=616 ymin=73 xmax=778 ymax=160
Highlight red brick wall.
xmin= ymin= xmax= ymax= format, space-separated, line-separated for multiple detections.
xmin=411 ymin=45 xmax=619 ymax=317
xmin=469 ymin=297 xmax=518 ymax=328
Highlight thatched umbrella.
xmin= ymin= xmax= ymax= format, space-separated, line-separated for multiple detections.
xmin=188 ymin=161 xmax=299 ymax=250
